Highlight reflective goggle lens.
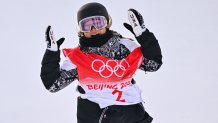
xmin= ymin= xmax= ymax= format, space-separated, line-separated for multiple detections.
xmin=79 ymin=16 xmax=107 ymax=32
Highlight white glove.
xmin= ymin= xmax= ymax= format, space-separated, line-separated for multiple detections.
xmin=123 ymin=9 xmax=146 ymax=37
xmin=45 ymin=25 xmax=65 ymax=51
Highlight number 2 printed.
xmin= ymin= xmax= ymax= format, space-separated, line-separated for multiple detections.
xmin=112 ymin=89 xmax=126 ymax=102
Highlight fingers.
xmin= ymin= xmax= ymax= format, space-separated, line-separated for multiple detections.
xmin=127 ymin=10 xmax=143 ymax=37
xmin=46 ymin=25 xmax=51 ymax=34
xmin=129 ymin=8 xmax=137 ymax=13
xmin=128 ymin=9 xmax=144 ymax=26
xmin=128 ymin=10 xmax=141 ymax=29
xmin=126 ymin=8 xmax=146 ymax=37
xmin=48 ymin=27 xmax=56 ymax=44
xmin=45 ymin=25 xmax=56 ymax=42
xmin=45 ymin=25 xmax=56 ymax=51
xmin=45 ymin=25 xmax=64 ymax=51
xmin=45 ymin=25 xmax=51 ymax=41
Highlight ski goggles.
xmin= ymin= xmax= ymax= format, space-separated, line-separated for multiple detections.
xmin=79 ymin=16 xmax=107 ymax=32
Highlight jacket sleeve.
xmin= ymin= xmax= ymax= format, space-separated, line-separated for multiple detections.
xmin=136 ymin=29 xmax=163 ymax=72
xmin=40 ymin=50 xmax=78 ymax=93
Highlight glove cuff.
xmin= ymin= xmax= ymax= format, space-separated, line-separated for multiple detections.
xmin=135 ymin=26 xmax=146 ymax=37
xmin=136 ymin=29 xmax=150 ymax=45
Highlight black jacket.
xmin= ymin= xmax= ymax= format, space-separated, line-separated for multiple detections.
xmin=40 ymin=29 xmax=162 ymax=123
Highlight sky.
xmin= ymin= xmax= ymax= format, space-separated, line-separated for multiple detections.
xmin=0 ymin=0 xmax=218 ymax=123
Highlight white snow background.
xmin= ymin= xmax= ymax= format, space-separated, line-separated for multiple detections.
xmin=0 ymin=0 xmax=218 ymax=123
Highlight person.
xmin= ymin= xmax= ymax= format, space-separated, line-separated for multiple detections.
xmin=40 ymin=2 xmax=162 ymax=123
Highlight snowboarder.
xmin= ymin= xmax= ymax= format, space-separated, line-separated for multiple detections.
xmin=40 ymin=2 xmax=162 ymax=123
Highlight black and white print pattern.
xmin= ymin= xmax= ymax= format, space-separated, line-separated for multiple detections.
xmin=48 ymin=33 xmax=161 ymax=92
xmin=48 ymin=69 xmax=78 ymax=92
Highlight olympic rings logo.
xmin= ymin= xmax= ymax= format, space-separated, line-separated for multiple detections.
xmin=91 ymin=59 xmax=130 ymax=78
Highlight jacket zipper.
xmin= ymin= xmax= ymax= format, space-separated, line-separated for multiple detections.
xmin=99 ymin=107 xmax=108 ymax=123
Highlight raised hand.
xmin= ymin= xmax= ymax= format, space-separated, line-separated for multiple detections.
xmin=123 ymin=9 xmax=146 ymax=37
xmin=45 ymin=25 xmax=65 ymax=51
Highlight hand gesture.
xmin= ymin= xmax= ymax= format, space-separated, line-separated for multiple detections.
xmin=124 ymin=9 xmax=146 ymax=37
xmin=45 ymin=25 xmax=65 ymax=51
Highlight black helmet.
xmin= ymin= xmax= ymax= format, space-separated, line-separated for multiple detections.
xmin=77 ymin=2 xmax=109 ymax=24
